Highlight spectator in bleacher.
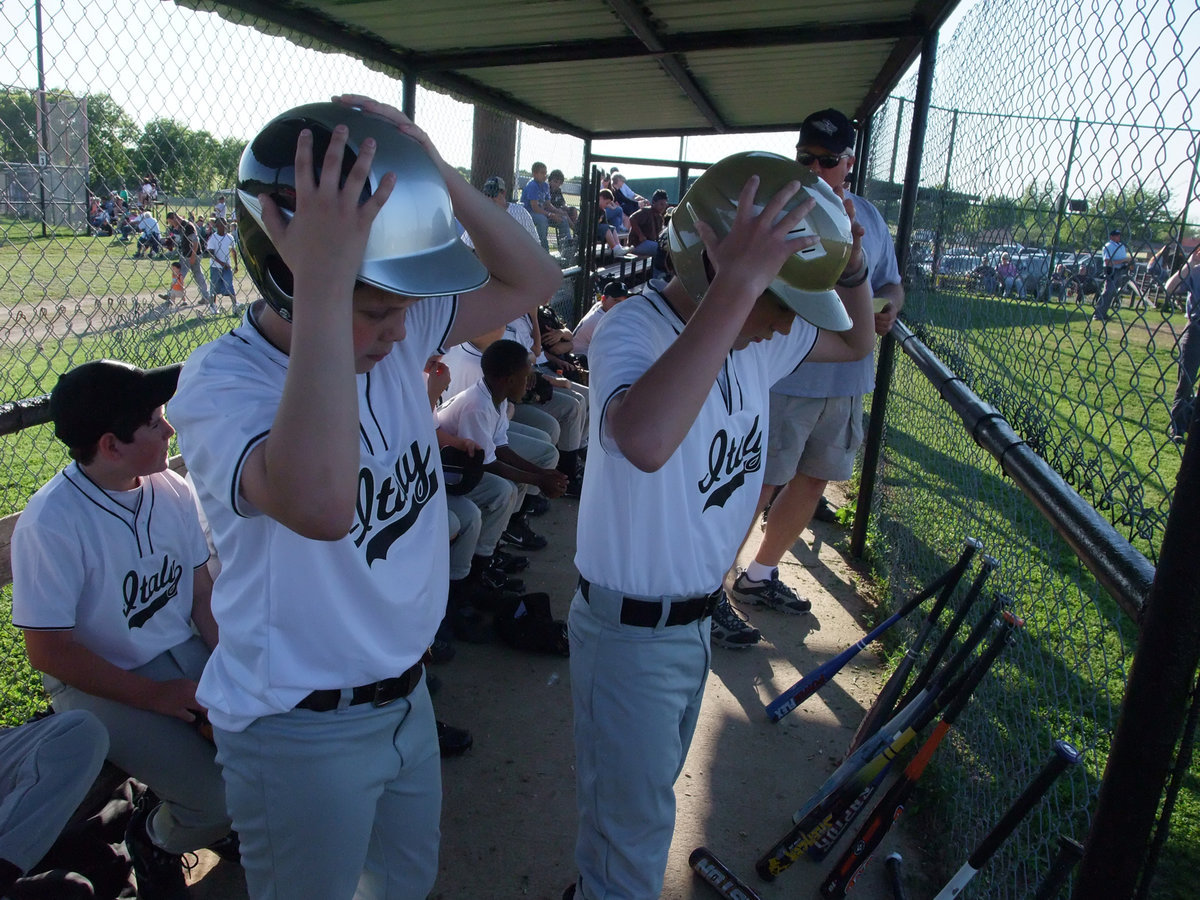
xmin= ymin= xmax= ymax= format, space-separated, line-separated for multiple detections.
xmin=572 ymin=279 xmax=631 ymax=361
xmin=89 ymin=200 xmax=114 ymax=237
xmin=1047 ymin=263 xmax=1069 ymax=303
xmin=1165 ymin=246 xmax=1200 ymax=444
xmin=522 ymin=162 xmax=571 ymax=253
xmin=1071 ymin=264 xmax=1100 ymax=305
xmin=628 ymin=189 xmax=669 ymax=257
xmin=130 ymin=211 xmax=164 ymax=260
xmin=0 ymin=710 xmax=110 ymax=900
xmin=166 ymin=212 xmax=213 ymax=307
xmin=997 ymin=252 xmax=1023 ymax=298
xmin=596 ymin=189 xmax=634 ymax=257
xmin=11 ymin=360 xmax=233 ymax=900
xmin=609 ymin=171 xmax=646 ymax=218
xmin=548 ymin=169 xmax=579 ymax=247
xmin=461 ymin=176 xmax=541 ymax=247
xmin=206 ymin=217 xmax=238 ymax=314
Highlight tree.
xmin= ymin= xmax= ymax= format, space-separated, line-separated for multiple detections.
xmin=83 ymin=93 xmax=139 ymax=195
xmin=0 ymin=90 xmax=37 ymax=161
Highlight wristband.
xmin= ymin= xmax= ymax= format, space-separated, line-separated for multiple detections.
xmin=837 ymin=261 xmax=869 ymax=288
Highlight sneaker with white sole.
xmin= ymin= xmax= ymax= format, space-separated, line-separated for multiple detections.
xmin=710 ymin=595 xmax=762 ymax=648
xmin=728 ymin=569 xmax=812 ymax=614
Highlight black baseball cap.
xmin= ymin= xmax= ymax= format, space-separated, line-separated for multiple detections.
xmin=1110 ymin=228 xmax=1122 ymax=236
xmin=799 ymin=108 xmax=856 ymax=154
xmin=50 ymin=360 xmax=181 ymax=448
xmin=602 ymin=280 xmax=631 ymax=298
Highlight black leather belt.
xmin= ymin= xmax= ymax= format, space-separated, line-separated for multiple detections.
xmin=578 ymin=578 xmax=720 ymax=628
xmin=296 ymin=661 xmax=424 ymax=712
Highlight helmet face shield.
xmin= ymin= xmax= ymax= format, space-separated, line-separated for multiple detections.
xmin=236 ymin=102 xmax=488 ymax=320
xmin=667 ymin=151 xmax=854 ymax=331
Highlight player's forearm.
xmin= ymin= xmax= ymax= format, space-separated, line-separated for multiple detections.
xmin=25 ymin=632 xmax=182 ymax=714
xmin=191 ymin=566 xmax=219 ymax=650
xmin=809 ymin=279 xmax=876 ymax=363
xmin=492 ymin=446 xmax=544 ymax=479
xmin=261 ymin=287 xmax=360 ymax=537
xmin=608 ymin=289 xmax=754 ymax=471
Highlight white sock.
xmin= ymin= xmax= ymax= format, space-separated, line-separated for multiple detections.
xmin=745 ymin=561 xmax=776 ymax=583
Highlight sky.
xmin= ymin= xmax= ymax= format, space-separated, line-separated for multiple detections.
xmin=2 ymin=0 xmax=1195 ymax=226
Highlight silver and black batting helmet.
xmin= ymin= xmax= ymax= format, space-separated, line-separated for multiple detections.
xmin=236 ymin=102 xmax=488 ymax=320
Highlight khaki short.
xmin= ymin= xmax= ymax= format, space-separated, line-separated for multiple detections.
xmin=763 ymin=393 xmax=864 ymax=486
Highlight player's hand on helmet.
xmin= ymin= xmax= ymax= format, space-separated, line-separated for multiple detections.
xmin=333 ymin=94 xmax=442 ymax=164
xmin=258 ymin=121 xmax=397 ymax=294
xmin=151 ymin=678 xmax=206 ymax=723
xmin=695 ymin=176 xmax=820 ymax=303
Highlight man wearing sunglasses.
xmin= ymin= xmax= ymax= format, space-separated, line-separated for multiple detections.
xmin=725 ymin=108 xmax=905 ymax=633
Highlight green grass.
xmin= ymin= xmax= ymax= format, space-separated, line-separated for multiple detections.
xmin=873 ymin=283 xmax=1197 ymax=898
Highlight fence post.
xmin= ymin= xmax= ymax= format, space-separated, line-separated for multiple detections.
xmin=1072 ymin=433 xmax=1200 ymax=898
xmin=851 ymin=30 xmax=938 ymax=559
xmin=1049 ymin=118 xmax=1081 ymax=273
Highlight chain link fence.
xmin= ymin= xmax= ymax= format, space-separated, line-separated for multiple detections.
xmin=858 ymin=0 xmax=1198 ymax=896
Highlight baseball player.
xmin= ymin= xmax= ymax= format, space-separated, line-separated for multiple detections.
xmin=168 ymin=97 xmax=561 ymax=900
xmin=726 ymin=108 xmax=905 ymax=637
xmin=566 ymin=152 xmax=876 ymax=899
xmin=11 ymin=359 xmax=231 ymax=900
xmin=1095 ymin=227 xmax=1130 ymax=322
xmin=0 ymin=710 xmax=109 ymax=898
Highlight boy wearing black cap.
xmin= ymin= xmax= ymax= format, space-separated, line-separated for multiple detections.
xmin=11 ymin=359 xmax=231 ymax=900
xmin=572 ymin=280 xmax=632 ymax=361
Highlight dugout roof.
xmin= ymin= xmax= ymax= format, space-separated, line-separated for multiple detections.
xmin=185 ymin=0 xmax=960 ymax=139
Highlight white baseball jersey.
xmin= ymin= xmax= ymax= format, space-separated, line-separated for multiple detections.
xmin=434 ymin=380 xmax=509 ymax=464
xmin=12 ymin=467 xmax=209 ymax=670
xmin=574 ymin=282 xmax=818 ymax=597
xmin=571 ymin=302 xmax=606 ymax=356
xmin=171 ymin=297 xmax=457 ymax=732
xmin=505 ymin=314 xmax=548 ymax=365
xmin=442 ymin=341 xmax=485 ymax=400
xmin=460 ymin=202 xmax=539 ymax=248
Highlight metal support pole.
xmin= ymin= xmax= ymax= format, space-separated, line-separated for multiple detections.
xmin=851 ymin=30 xmax=938 ymax=559
xmin=854 ymin=115 xmax=873 ymax=196
xmin=575 ymin=140 xmax=596 ymax=322
xmin=1049 ymin=118 xmax=1081 ymax=275
xmin=933 ymin=109 xmax=959 ymax=279
xmin=887 ymin=98 xmax=905 ymax=224
xmin=1073 ymin=428 xmax=1200 ymax=899
xmin=402 ymin=75 xmax=417 ymax=120
xmin=35 ymin=0 xmax=49 ymax=238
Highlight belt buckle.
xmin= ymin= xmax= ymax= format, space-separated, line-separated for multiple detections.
xmin=372 ymin=677 xmax=400 ymax=708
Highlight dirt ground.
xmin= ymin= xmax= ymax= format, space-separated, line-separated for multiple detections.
xmin=184 ymin=483 xmax=937 ymax=900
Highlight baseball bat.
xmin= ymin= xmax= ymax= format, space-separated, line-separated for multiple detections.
xmin=1032 ymin=835 xmax=1084 ymax=900
xmin=884 ymin=852 xmax=907 ymax=900
xmin=932 ymin=740 xmax=1083 ymax=899
xmin=765 ymin=550 xmax=986 ymax=722
xmin=844 ymin=538 xmax=984 ymax=753
xmin=797 ymin=595 xmax=1012 ymax=859
xmin=894 ymin=556 xmax=998 ymax=709
xmin=757 ymin=615 xmax=1014 ymax=881
xmin=690 ymin=847 xmax=763 ymax=900
xmin=804 ymin=597 xmax=1015 ymax=864
xmin=818 ymin=617 xmax=1021 ymax=896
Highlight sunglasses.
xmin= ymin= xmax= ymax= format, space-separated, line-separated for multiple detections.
xmin=798 ymin=151 xmax=852 ymax=169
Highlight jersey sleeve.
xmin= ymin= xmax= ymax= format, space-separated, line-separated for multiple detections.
xmin=11 ymin=507 xmax=86 ymax=630
xmin=171 ymin=344 xmax=282 ymax=519
xmin=765 ymin=316 xmax=820 ymax=384
xmin=455 ymin=407 xmax=500 ymax=464
xmin=405 ymin=294 xmax=457 ymax=358
xmin=585 ymin=299 xmax=667 ymax=458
